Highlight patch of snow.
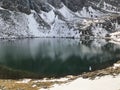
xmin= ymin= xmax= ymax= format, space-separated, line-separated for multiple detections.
xmin=40 ymin=10 xmax=56 ymax=24
xmin=32 ymin=84 xmax=37 ymax=87
xmin=34 ymin=78 xmax=69 ymax=83
xmin=40 ymin=75 xmax=120 ymax=90
xmin=109 ymin=31 xmax=120 ymax=42
xmin=0 ymin=11 xmax=29 ymax=38
xmin=16 ymin=79 xmax=31 ymax=84
xmin=26 ymin=11 xmax=41 ymax=37
xmin=49 ymin=16 xmax=80 ymax=38
xmin=76 ymin=7 xmax=91 ymax=18
xmin=110 ymin=31 xmax=120 ymax=36
xmin=76 ymin=6 xmax=104 ymax=18
xmin=26 ymin=10 xmax=80 ymax=38
xmin=91 ymin=25 xmax=108 ymax=37
xmin=58 ymin=4 xmax=77 ymax=19
xmin=113 ymin=63 xmax=120 ymax=69
xmin=0 ymin=7 xmax=5 ymax=10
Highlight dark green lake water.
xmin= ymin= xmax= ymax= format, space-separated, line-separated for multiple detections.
xmin=0 ymin=38 xmax=119 ymax=79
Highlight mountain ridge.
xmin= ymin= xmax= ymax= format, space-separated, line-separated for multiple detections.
xmin=0 ymin=0 xmax=120 ymax=38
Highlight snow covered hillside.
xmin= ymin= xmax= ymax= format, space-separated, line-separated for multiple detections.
xmin=0 ymin=0 xmax=120 ymax=38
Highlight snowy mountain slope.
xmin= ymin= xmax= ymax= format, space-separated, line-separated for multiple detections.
xmin=0 ymin=0 xmax=120 ymax=38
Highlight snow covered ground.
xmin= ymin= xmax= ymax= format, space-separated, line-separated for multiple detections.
xmin=0 ymin=3 xmax=120 ymax=38
xmin=40 ymin=75 xmax=120 ymax=90
xmin=40 ymin=62 xmax=120 ymax=90
xmin=109 ymin=31 xmax=120 ymax=42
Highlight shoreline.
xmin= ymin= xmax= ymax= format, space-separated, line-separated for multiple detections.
xmin=0 ymin=61 xmax=119 ymax=90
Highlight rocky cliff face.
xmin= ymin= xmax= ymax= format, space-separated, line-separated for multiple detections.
xmin=0 ymin=0 xmax=120 ymax=38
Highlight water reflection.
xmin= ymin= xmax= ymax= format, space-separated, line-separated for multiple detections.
xmin=0 ymin=38 xmax=119 ymax=78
